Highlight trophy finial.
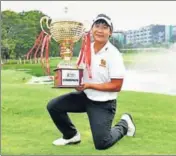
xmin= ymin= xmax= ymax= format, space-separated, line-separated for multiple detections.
xmin=64 ymin=6 xmax=68 ymax=14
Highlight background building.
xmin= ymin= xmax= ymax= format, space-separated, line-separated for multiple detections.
xmin=112 ymin=31 xmax=126 ymax=45
xmin=118 ymin=25 xmax=176 ymax=48
xmin=111 ymin=31 xmax=126 ymax=49
xmin=91 ymin=25 xmax=176 ymax=49
xmin=165 ymin=25 xmax=176 ymax=42
xmin=125 ymin=25 xmax=165 ymax=46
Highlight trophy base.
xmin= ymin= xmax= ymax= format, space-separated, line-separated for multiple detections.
xmin=53 ymin=67 xmax=83 ymax=88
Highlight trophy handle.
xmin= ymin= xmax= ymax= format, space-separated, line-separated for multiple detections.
xmin=40 ymin=16 xmax=51 ymax=35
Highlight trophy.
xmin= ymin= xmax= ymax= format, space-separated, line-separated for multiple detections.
xmin=40 ymin=8 xmax=86 ymax=88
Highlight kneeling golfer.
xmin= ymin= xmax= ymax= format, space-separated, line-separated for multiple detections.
xmin=47 ymin=13 xmax=136 ymax=150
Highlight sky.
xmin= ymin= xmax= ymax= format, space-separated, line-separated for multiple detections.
xmin=1 ymin=1 xmax=176 ymax=31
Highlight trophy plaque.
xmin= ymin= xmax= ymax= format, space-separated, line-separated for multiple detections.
xmin=40 ymin=10 xmax=85 ymax=88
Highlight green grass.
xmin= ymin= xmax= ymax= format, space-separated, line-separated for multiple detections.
xmin=1 ymin=57 xmax=65 ymax=76
xmin=1 ymin=69 xmax=176 ymax=155
xmin=1 ymin=54 xmax=135 ymax=77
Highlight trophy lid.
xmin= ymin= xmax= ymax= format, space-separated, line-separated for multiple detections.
xmin=49 ymin=6 xmax=86 ymax=43
xmin=51 ymin=6 xmax=83 ymax=25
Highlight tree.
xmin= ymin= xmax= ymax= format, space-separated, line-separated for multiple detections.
xmin=1 ymin=10 xmax=49 ymax=59
xmin=109 ymin=36 xmax=123 ymax=50
xmin=1 ymin=10 xmax=20 ymax=59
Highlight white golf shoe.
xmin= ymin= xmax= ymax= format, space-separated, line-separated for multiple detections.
xmin=121 ymin=113 xmax=136 ymax=137
xmin=52 ymin=132 xmax=81 ymax=146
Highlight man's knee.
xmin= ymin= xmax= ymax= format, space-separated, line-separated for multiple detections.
xmin=94 ymin=137 xmax=111 ymax=150
xmin=47 ymin=95 xmax=67 ymax=112
xmin=46 ymin=97 xmax=63 ymax=112
xmin=46 ymin=99 xmax=55 ymax=112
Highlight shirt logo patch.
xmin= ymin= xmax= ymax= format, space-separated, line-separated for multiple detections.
xmin=99 ymin=59 xmax=106 ymax=67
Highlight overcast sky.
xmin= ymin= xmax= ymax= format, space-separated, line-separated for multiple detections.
xmin=1 ymin=1 xmax=176 ymax=31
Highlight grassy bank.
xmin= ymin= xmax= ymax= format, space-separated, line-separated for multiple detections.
xmin=1 ymin=70 xmax=176 ymax=155
xmin=1 ymin=53 xmax=136 ymax=77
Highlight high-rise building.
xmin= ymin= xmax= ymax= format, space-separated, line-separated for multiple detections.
xmin=124 ymin=25 xmax=176 ymax=47
xmin=125 ymin=25 xmax=166 ymax=46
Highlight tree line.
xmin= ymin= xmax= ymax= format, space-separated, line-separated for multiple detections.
xmin=1 ymin=10 xmax=122 ymax=60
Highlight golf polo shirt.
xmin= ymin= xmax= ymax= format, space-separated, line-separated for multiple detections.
xmin=82 ymin=41 xmax=126 ymax=102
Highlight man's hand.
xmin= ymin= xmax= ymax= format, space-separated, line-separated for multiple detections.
xmin=75 ymin=83 xmax=91 ymax=91
xmin=75 ymin=79 xmax=123 ymax=92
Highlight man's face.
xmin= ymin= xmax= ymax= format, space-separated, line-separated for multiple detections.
xmin=92 ymin=20 xmax=112 ymax=43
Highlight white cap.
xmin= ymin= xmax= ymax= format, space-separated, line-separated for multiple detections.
xmin=93 ymin=14 xmax=113 ymax=31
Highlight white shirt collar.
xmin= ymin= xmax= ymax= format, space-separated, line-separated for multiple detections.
xmin=91 ymin=41 xmax=110 ymax=55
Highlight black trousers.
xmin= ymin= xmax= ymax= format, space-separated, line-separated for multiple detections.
xmin=47 ymin=91 xmax=128 ymax=150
